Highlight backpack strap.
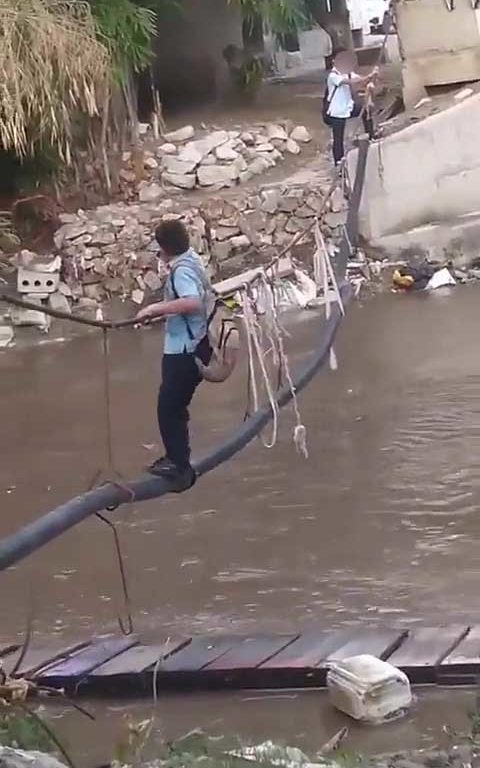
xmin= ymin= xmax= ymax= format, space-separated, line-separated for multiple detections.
xmin=326 ymin=80 xmax=339 ymax=111
xmin=169 ymin=265 xmax=194 ymax=341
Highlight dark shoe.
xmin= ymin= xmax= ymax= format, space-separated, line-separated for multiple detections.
xmin=146 ymin=456 xmax=169 ymax=475
xmin=147 ymin=458 xmax=196 ymax=493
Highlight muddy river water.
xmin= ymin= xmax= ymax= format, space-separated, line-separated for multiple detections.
xmin=1 ymin=287 xmax=480 ymax=762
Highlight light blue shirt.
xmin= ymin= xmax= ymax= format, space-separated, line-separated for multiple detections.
xmin=164 ymin=249 xmax=209 ymax=354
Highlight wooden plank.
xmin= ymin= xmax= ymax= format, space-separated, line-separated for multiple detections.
xmin=160 ymin=635 xmax=244 ymax=672
xmin=2 ymin=641 xmax=91 ymax=678
xmin=40 ymin=635 xmax=139 ymax=680
xmin=436 ymin=626 xmax=480 ymax=684
xmin=261 ymin=630 xmax=345 ymax=669
xmin=206 ymin=634 xmax=299 ymax=671
xmin=441 ymin=626 xmax=480 ymax=666
xmin=324 ymin=628 xmax=408 ymax=664
xmin=387 ymin=626 xmax=469 ymax=669
xmin=92 ymin=640 xmax=189 ymax=677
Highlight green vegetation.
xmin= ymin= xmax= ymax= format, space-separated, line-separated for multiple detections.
xmin=90 ymin=0 xmax=156 ymax=79
xmin=0 ymin=710 xmax=53 ymax=753
xmin=231 ymin=0 xmax=308 ymax=34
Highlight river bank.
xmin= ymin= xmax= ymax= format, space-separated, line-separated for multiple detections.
xmin=2 ymin=715 xmax=480 ymax=768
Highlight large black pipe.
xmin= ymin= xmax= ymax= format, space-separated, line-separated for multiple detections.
xmin=0 ymin=290 xmax=347 ymax=572
xmin=0 ymin=140 xmax=369 ymax=573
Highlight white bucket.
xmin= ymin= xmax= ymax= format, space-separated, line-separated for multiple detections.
xmin=327 ymin=654 xmax=412 ymax=724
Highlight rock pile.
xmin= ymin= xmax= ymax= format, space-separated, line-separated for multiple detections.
xmin=6 ymin=178 xmax=346 ymax=320
xmin=124 ymin=122 xmax=313 ymax=198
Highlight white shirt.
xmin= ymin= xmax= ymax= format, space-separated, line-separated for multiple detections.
xmin=327 ymin=68 xmax=362 ymax=119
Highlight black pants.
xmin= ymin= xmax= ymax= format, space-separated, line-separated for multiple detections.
xmin=157 ymin=339 xmax=211 ymax=470
xmin=330 ymin=103 xmax=374 ymax=165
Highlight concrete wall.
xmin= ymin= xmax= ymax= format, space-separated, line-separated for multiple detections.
xmin=397 ymin=0 xmax=480 ymax=107
xmin=153 ymin=0 xmax=243 ymax=107
xmin=349 ymin=93 xmax=480 ymax=242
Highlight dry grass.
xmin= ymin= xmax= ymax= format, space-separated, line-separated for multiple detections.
xmin=0 ymin=0 xmax=111 ymax=161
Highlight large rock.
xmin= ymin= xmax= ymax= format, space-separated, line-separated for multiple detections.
xmin=266 ymin=123 xmax=288 ymax=141
xmin=197 ymin=164 xmax=236 ymax=187
xmin=162 ymin=156 xmax=199 ymax=175
xmin=163 ymin=125 xmax=195 ymax=143
xmin=215 ymin=225 xmax=240 ymax=241
xmin=290 ymin=125 xmax=312 ymax=143
xmin=232 ymin=156 xmax=248 ymax=177
xmin=212 ymin=241 xmax=233 ymax=262
xmin=143 ymin=270 xmax=162 ymax=292
xmin=230 ymin=234 xmax=251 ymax=249
xmin=261 ymin=189 xmax=281 ymax=214
xmin=157 ymin=142 xmax=177 ymax=155
xmin=286 ymin=138 xmax=301 ymax=155
xmin=0 ymin=747 xmax=68 ymax=768
xmin=177 ymin=145 xmax=203 ymax=167
xmin=90 ymin=230 xmax=115 ymax=246
xmin=163 ymin=172 xmax=196 ymax=190
xmin=144 ymin=155 xmax=159 ymax=170
xmin=183 ymin=131 xmax=230 ymax=163
xmin=248 ymin=157 xmax=272 ymax=176
xmin=240 ymin=131 xmax=255 ymax=146
xmin=54 ymin=223 xmax=89 ymax=248
xmin=49 ymin=291 xmax=71 ymax=314
xmin=256 ymin=142 xmax=275 ymax=153
xmin=215 ymin=143 xmax=239 ymax=161
xmin=139 ymin=183 xmax=163 ymax=203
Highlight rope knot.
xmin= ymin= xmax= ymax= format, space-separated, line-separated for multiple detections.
xmin=294 ymin=424 xmax=309 ymax=459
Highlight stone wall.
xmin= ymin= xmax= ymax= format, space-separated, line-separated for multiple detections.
xmin=9 ymin=177 xmax=346 ymax=321
xmin=152 ymin=0 xmax=243 ymax=106
xmin=349 ymin=92 xmax=480 ymax=243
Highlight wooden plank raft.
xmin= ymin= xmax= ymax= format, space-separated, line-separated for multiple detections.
xmin=1 ymin=625 xmax=478 ymax=696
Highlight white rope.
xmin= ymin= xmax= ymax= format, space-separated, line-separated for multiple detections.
xmin=314 ymin=222 xmax=345 ymax=317
xmin=312 ymin=233 xmax=323 ymax=291
xmin=241 ymin=287 xmax=279 ymax=449
xmin=314 ymin=222 xmax=342 ymax=372
xmin=231 ymin=173 xmax=348 ymax=456
xmin=259 ymin=274 xmax=309 ymax=459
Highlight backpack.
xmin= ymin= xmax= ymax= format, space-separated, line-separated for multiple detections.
xmin=170 ymin=263 xmax=240 ymax=383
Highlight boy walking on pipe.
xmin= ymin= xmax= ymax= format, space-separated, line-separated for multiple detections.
xmin=136 ymin=220 xmax=212 ymax=490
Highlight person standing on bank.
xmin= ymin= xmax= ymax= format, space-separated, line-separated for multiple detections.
xmin=136 ymin=220 xmax=212 ymax=490
xmin=325 ymin=49 xmax=379 ymax=166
